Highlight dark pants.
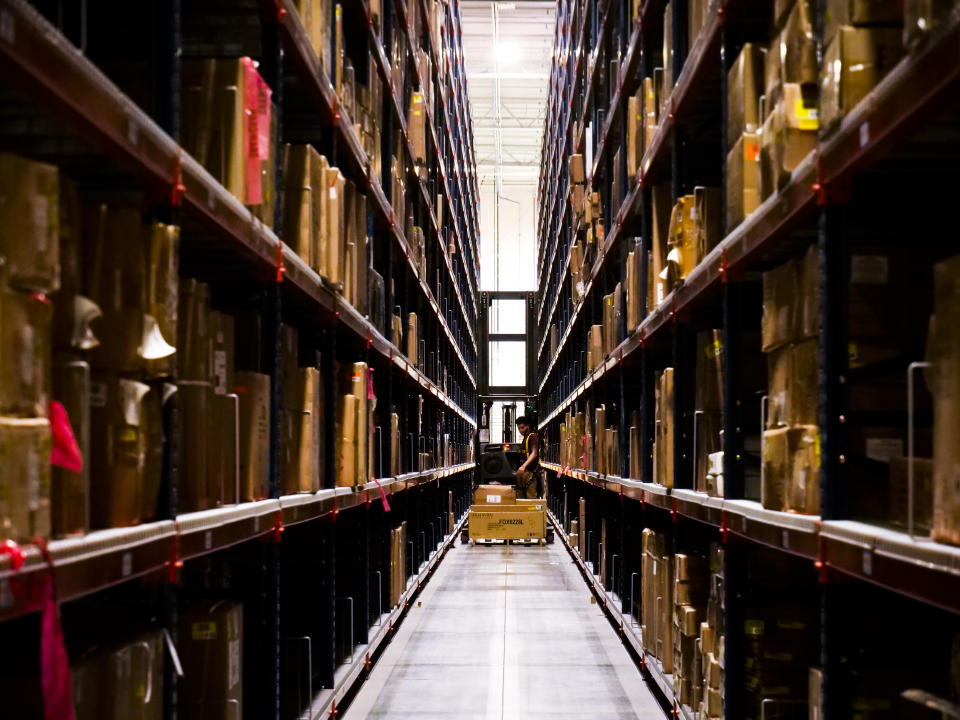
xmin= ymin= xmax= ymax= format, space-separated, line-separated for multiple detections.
xmin=516 ymin=467 xmax=543 ymax=498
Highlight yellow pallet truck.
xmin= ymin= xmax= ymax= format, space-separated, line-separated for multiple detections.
xmin=462 ymin=478 xmax=555 ymax=546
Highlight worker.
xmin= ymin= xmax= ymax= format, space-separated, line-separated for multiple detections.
xmin=514 ymin=416 xmax=542 ymax=499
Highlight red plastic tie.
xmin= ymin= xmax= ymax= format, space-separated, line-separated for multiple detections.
xmin=272 ymin=509 xmax=285 ymax=542
xmin=720 ymin=510 xmax=729 ymax=543
xmin=167 ymin=523 xmax=183 ymax=583
xmin=275 ymin=241 xmax=286 ymax=283
xmin=0 ymin=539 xmax=25 ymax=571
xmin=171 ymin=150 xmax=186 ymax=206
xmin=276 ymin=0 xmax=286 ymax=21
xmin=719 ymin=247 xmax=729 ymax=282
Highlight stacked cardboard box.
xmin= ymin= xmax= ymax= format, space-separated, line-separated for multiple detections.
xmin=181 ymin=58 xmax=276 ymax=224
xmin=726 ymin=43 xmax=764 ymax=232
xmin=390 ymin=521 xmax=408 ymax=606
xmin=0 ymin=155 xmax=59 ymax=543
xmin=761 ymin=248 xmax=820 ymax=514
xmin=293 ymin=0 xmax=333 ymax=74
xmin=602 ymin=283 xmax=623 ymax=356
xmin=820 ymin=9 xmax=903 ymax=132
xmin=641 ymin=528 xmax=674 ymax=673
xmin=279 ymin=328 xmax=322 ymax=495
xmin=626 ymin=243 xmax=643 ymax=333
xmin=179 ymin=601 xmax=243 ymax=720
xmin=698 ymin=543 xmax=726 ymax=719
xmin=760 ymin=0 xmax=818 ymax=199
xmin=673 ymin=553 xmax=709 ymax=709
xmin=695 ymin=330 xmax=724 ymax=494
xmin=653 ymin=368 xmax=675 ymax=487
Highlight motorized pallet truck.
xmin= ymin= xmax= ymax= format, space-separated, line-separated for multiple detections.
xmin=462 ymin=446 xmax=555 ymax=545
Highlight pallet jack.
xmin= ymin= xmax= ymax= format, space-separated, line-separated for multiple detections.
xmin=461 ymin=469 xmax=555 ymax=546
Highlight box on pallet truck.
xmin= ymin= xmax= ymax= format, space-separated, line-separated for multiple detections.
xmin=468 ymin=504 xmax=545 ymax=541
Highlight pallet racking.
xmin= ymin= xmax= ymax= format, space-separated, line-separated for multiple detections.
xmin=536 ymin=0 xmax=960 ymax=717
xmin=0 ymin=0 xmax=480 ymax=716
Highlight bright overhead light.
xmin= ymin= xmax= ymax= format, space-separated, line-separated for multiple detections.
xmin=498 ymin=2 xmax=516 ymax=8
xmin=493 ymin=41 xmax=521 ymax=65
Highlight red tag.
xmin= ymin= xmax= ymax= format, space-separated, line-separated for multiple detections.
xmin=49 ymin=401 xmax=82 ymax=472
xmin=37 ymin=541 xmax=75 ymax=720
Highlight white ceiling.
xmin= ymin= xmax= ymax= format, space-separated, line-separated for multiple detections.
xmin=461 ymin=0 xmax=556 ymax=186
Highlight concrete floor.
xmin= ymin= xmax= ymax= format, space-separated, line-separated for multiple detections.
xmin=345 ymin=540 xmax=667 ymax=720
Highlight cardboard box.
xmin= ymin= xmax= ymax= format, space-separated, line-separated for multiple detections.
xmin=824 ymin=0 xmax=901 ymax=49
xmin=780 ymin=0 xmax=818 ymax=87
xmin=468 ymin=507 xmax=544 ymax=540
xmin=0 ymin=153 xmax=60 ymax=293
xmin=643 ymin=76 xmax=658 ymax=149
xmin=323 ymin=167 xmax=345 ymax=286
xmin=654 ymin=368 xmax=675 ymax=487
xmin=809 ymin=667 xmax=823 ymax=720
xmin=627 ymin=94 xmax=642 ymax=179
xmin=0 ymin=286 xmax=52 ymax=417
xmin=578 ymin=497 xmax=587 ymax=557
xmin=762 ymin=427 xmax=790 ymax=511
xmin=725 ymin=131 xmax=761 ymax=233
xmin=474 ymin=484 xmax=516 ymax=505
xmin=929 ymin=256 xmax=960 ymax=545
xmin=767 ymin=340 xmax=819 ymax=428
xmin=727 ymin=43 xmax=766 ymax=150
xmin=407 ymin=312 xmax=418 ymax=364
xmin=179 ymin=602 xmax=243 ymax=720
xmin=337 ymin=393 xmax=357 ymax=487
xmin=788 ymin=425 xmax=820 ymax=514
xmin=569 ymin=154 xmax=586 ymax=184
xmin=89 ymin=375 xmax=151 ymax=528
xmin=0 ymin=416 xmax=51 ymax=542
xmin=626 ymin=248 xmax=643 ymax=332
xmin=235 ymin=372 xmax=270 ymax=501
xmin=696 ymin=330 xmax=724 ymax=413
xmin=762 ymin=259 xmax=800 ymax=352
xmin=821 ymin=26 xmax=903 ymax=131
xmin=694 ymin=186 xmax=722 ymax=260
xmin=761 ymin=84 xmax=818 ymax=194
xmin=282 ymin=144 xmax=316 ymax=266
xmin=407 ymin=92 xmax=427 ymax=164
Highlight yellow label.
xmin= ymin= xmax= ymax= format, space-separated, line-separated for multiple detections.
xmin=192 ymin=621 xmax=218 ymax=640
xmin=120 ymin=428 xmax=138 ymax=443
xmin=795 ymin=100 xmax=819 ymax=131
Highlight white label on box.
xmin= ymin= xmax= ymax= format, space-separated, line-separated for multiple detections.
xmin=865 ymin=438 xmax=902 ymax=463
xmin=228 ymin=639 xmax=241 ymax=687
xmin=90 ymin=381 xmax=107 ymax=408
xmin=485 ymin=495 xmax=501 ymax=504
xmin=850 ymin=255 xmax=889 ymax=285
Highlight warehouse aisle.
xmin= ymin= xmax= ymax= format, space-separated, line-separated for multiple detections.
xmin=346 ymin=539 xmax=666 ymax=719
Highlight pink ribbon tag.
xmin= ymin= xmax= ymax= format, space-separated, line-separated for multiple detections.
xmin=372 ymin=478 xmax=391 ymax=512
xmin=37 ymin=541 xmax=74 ymax=720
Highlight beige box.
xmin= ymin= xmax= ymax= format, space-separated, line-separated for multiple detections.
xmin=725 ymin=131 xmax=761 ymax=233
xmin=820 ymin=26 xmax=903 ymax=131
xmin=179 ymin=602 xmax=243 ymax=720
xmin=468 ymin=507 xmax=544 ymax=541
xmin=761 ymin=85 xmax=818 ymax=195
xmin=0 ymin=286 xmax=52 ymax=417
xmin=569 ymin=154 xmax=586 ymax=184
xmin=824 ymin=0 xmax=901 ymax=48
xmin=0 ymin=416 xmax=52 ymax=542
xmin=0 ymin=153 xmax=60 ymax=293
xmin=727 ymin=43 xmax=765 ymax=150
xmin=474 ymin=484 xmax=516 ymax=505
xmin=90 ymin=375 xmax=152 ymax=528
xmin=762 ymin=258 xmax=800 ymax=352
xmin=235 ymin=371 xmax=270 ymax=501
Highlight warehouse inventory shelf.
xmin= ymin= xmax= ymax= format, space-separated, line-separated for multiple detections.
xmin=538 ymin=9 xmax=960 ymax=426
xmin=277 ymin=0 xmax=480 ymax=380
xmin=0 ymin=0 xmax=478 ymax=413
xmin=0 ymin=463 xmax=475 ymax=623
xmin=549 ymin=508 xmax=697 ymax=720
xmin=543 ymin=461 xmax=960 ymax=613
